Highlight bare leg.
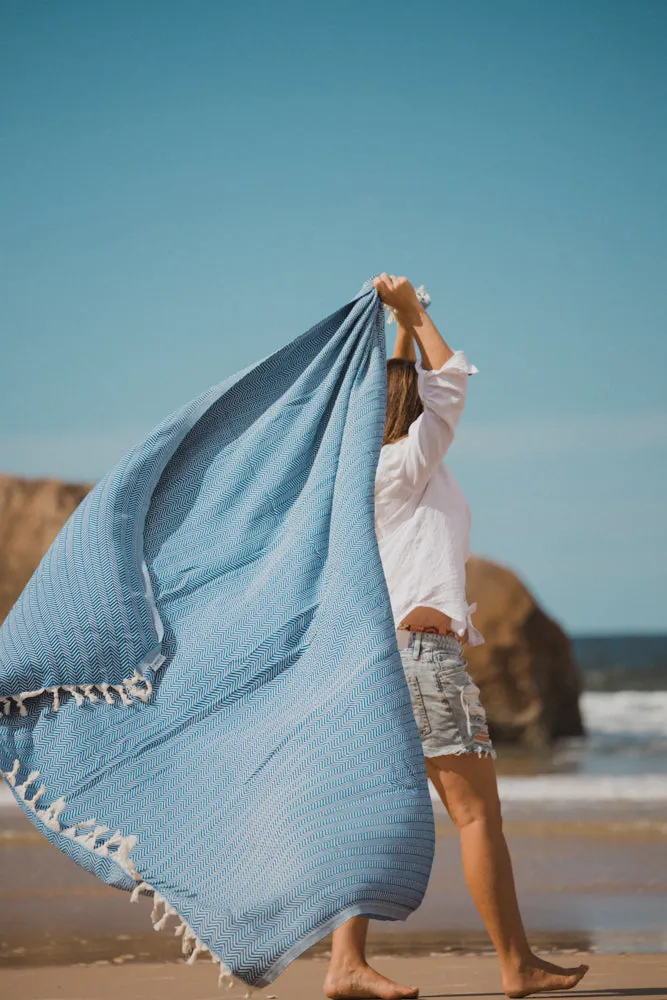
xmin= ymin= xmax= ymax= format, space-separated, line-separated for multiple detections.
xmin=426 ymin=754 xmax=589 ymax=999
xmin=324 ymin=915 xmax=418 ymax=999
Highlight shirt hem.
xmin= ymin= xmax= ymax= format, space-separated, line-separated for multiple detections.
xmin=392 ymin=602 xmax=485 ymax=646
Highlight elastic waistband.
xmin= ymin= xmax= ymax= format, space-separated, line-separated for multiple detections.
xmin=396 ymin=629 xmax=463 ymax=654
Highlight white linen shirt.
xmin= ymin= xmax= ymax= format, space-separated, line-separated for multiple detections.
xmin=374 ymin=350 xmax=484 ymax=645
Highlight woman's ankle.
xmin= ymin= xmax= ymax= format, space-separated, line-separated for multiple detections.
xmin=328 ymin=954 xmax=368 ymax=973
xmin=498 ymin=945 xmax=536 ymax=973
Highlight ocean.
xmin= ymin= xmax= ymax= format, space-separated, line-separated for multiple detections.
xmin=3 ymin=691 xmax=664 ymax=808
xmin=2 ymin=635 xmax=666 ymax=808
xmin=488 ymin=635 xmax=667 ymax=805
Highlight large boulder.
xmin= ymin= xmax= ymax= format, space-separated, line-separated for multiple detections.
xmin=0 ymin=476 xmax=583 ymax=746
xmin=0 ymin=475 xmax=91 ymax=624
xmin=465 ymin=555 xmax=584 ymax=747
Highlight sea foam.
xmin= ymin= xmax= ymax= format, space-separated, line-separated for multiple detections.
xmin=582 ymin=690 xmax=667 ymax=738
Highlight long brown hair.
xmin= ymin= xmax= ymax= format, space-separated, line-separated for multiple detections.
xmin=382 ymin=358 xmax=423 ymax=446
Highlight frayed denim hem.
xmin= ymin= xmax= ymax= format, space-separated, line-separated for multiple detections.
xmin=423 ymin=743 xmax=497 ymax=761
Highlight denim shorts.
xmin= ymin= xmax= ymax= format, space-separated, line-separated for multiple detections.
xmin=398 ymin=631 xmax=496 ymax=759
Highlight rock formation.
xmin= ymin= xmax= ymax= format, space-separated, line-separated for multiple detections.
xmin=0 ymin=475 xmax=92 ymax=625
xmin=0 ymin=475 xmax=583 ymax=746
xmin=465 ymin=555 xmax=584 ymax=746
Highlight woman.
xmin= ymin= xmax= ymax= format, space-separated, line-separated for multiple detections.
xmin=323 ymin=274 xmax=589 ymax=1000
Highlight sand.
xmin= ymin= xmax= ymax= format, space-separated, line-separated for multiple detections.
xmin=3 ymin=798 xmax=667 ymax=966
xmin=1 ymin=953 xmax=666 ymax=1000
xmin=3 ymin=793 xmax=666 ymax=998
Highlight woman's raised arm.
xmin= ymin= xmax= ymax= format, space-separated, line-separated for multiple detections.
xmin=373 ymin=273 xmax=454 ymax=370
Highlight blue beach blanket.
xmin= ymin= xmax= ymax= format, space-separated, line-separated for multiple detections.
xmin=0 ymin=278 xmax=435 ymax=987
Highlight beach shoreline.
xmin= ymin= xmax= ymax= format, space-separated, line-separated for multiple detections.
xmin=2 ymin=790 xmax=666 ymax=969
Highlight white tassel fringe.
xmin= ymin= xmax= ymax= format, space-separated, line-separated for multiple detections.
xmin=145 ymin=890 xmax=235 ymax=986
xmin=0 ymin=669 xmax=153 ymax=717
xmin=2 ymin=760 xmax=236 ymax=989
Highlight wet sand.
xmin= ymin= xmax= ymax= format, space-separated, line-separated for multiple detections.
xmin=2 ymin=953 xmax=666 ymax=1000
xmin=2 ymin=796 xmax=667 ymax=968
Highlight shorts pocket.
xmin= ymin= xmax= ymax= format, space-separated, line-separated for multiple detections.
xmin=405 ymin=674 xmax=432 ymax=739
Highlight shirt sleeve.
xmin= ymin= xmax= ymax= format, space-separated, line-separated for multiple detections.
xmin=394 ymin=350 xmax=478 ymax=494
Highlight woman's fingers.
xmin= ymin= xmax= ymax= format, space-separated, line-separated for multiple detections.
xmin=374 ymin=273 xmax=417 ymax=314
xmin=373 ymin=273 xmax=392 ymax=301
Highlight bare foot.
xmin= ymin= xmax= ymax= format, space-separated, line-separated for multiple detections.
xmin=503 ymin=955 xmax=589 ymax=998
xmin=324 ymin=961 xmax=419 ymax=1000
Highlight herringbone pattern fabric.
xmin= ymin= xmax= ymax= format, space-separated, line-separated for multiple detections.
xmin=0 ymin=279 xmax=435 ymax=986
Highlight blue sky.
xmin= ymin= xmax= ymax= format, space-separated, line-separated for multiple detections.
xmin=1 ymin=1 xmax=665 ymax=635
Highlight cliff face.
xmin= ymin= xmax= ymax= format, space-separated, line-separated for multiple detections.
xmin=0 ymin=475 xmax=583 ymax=746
